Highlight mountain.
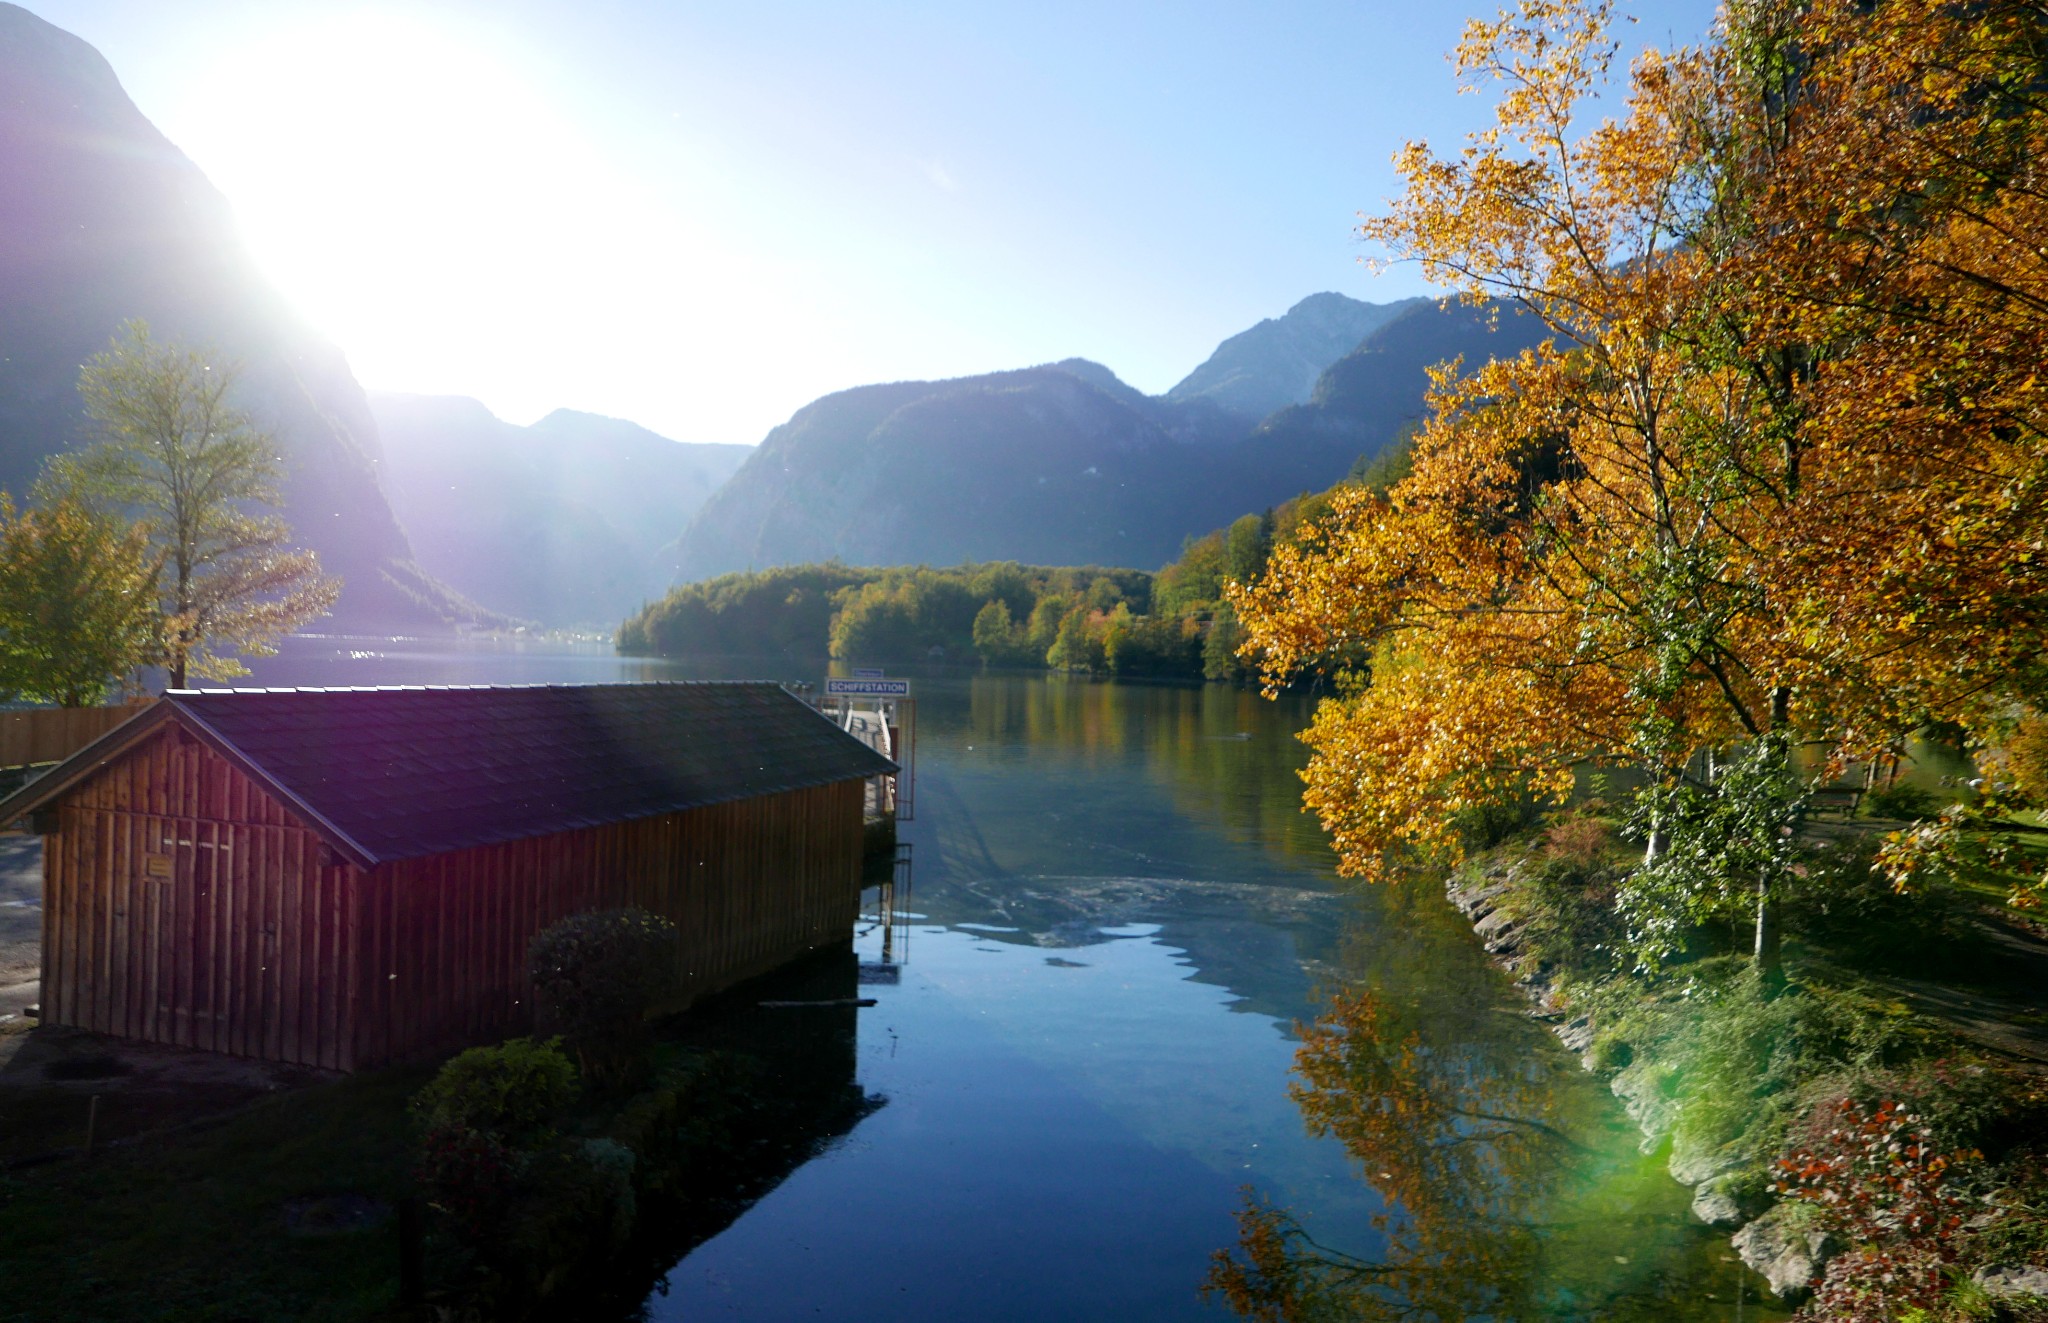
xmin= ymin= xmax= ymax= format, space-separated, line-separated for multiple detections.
xmin=0 ymin=4 xmax=491 ymax=630
xmin=1164 ymin=292 xmax=1425 ymax=421
xmin=669 ymin=361 xmax=1257 ymax=581
xmin=1233 ymin=299 xmax=1550 ymax=496
xmin=667 ymin=301 xmax=1546 ymax=583
xmin=370 ymin=395 xmax=750 ymax=626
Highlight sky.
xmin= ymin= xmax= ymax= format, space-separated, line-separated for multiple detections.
xmin=23 ymin=0 xmax=1720 ymax=446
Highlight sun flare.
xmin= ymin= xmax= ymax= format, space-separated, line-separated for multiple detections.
xmin=168 ymin=9 xmax=789 ymax=434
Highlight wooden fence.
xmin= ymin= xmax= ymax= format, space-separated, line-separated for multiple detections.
xmin=0 ymin=704 xmax=150 ymax=771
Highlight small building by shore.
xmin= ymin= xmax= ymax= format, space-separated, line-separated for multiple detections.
xmin=0 ymin=682 xmax=895 ymax=1071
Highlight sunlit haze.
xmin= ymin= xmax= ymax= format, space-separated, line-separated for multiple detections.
xmin=23 ymin=0 xmax=1718 ymax=444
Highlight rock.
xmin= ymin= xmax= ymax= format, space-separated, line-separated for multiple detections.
xmin=1973 ymin=1265 xmax=2048 ymax=1302
xmin=1444 ymin=878 xmax=1510 ymax=921
xmin=1610 ymin=1067 xmax=1679 ymax=1150
xmin=1691 ymin=1183 xmax=1744 ymax=1227
xmin=1474 ymin=907 xmax=1522 ymax=952
xmin=1555 ymin=1015 xmax=1594 ymax=1055
xmin=1668 ymin=1134 xmax=1743 ymax=1187
xmin=1732 ymin=1205 xmax=1836 ymax=1302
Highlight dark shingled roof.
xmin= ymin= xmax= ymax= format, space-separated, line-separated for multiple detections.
xmin=1 ymin=683 xmax=895 ymax=867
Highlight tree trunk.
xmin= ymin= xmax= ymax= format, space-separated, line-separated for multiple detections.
xmin=1754 ymin=870 xmax=1783 ymax=990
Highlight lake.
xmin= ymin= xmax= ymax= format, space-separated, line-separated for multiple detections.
xmin=239 ymin=635 xmax=1783 ymax=1320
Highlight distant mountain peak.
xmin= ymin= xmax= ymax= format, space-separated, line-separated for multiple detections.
xmin=1042 ymin=358 xmax=1126 ymax=391
xmin=1164 ymin=292 xmax=1426 ymax=421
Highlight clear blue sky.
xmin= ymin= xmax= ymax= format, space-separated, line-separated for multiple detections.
xmin=22 ymin=1 xmax=1720 ymax=444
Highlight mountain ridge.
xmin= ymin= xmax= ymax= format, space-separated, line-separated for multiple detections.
xmin=665 ymin=297 xmax=1542 ymax=585
xmin=369 ymin=393 xmax=750 ymax=627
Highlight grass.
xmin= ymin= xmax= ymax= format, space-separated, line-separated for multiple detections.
xmin=0 ymin=1064 xmax=429 ymax=1323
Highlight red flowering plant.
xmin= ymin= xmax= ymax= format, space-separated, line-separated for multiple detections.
xmin=1774 ymin=1098 xmax=1982 ymax=1321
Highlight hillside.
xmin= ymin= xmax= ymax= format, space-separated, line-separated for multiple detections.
xmin=1235 ymin=299 xmax=1550 ymax=496
xmin=371 ymin=395 xmax=749 ymax=626
xmin=0 ymin=4 xmax=490 ymax=630
xmin=669 ymin=361 xmax=1256 ymax=581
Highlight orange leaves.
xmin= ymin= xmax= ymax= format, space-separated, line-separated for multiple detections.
xmin=1240 ymin=0 xmax=2048 ymax=884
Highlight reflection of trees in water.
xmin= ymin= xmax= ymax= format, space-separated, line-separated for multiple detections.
xmin=1205 ymin=945 xmax=1751 ymax=1323
xmin=960 ymin=674 xmax=1331 ymax=862
xmin=1206 ymin=985 xmax=1578 ymax=1321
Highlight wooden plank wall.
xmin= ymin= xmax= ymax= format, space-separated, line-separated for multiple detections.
xmin=356 ymin=778 xmax=865 ymax=1068
xmin=41 ymin=731 xmax=356 ymax=1070
xmin=0 ymin=704 xmax=147 ymax=770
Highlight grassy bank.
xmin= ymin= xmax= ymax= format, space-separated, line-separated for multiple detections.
xmin=0 ymin=1061 xmax=427 ymax=1323
xmin=1447 ymin=805 xmax=2048 ymax=1318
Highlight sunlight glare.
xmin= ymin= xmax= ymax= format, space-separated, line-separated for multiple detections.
xmin=170 ymin=10 xmax=813 ymax=440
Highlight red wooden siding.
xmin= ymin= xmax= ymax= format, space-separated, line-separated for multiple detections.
xmin=355 ymin=778 xmax=864 ymax=1068
xmin=38 ymin=729 xmax=867 ymax=1071
xmin=40 ymin=730 xmax=356 ymax=1069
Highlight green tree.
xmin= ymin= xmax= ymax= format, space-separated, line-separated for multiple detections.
xmin=1223 ymin=511 xmax=1274 ymax=587
xmin=0 ymin=492 xmax=158 ymax=706
xmin=50 ymin=321 xmax=339 ymax=688
xmin=970 ymin=599 xmax=1027 ymax=665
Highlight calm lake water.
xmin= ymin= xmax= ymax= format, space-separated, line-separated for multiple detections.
xmin=240 ymin=635 xmax=1784 ymax=1321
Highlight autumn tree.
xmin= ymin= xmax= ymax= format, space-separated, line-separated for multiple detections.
xmin=0 ymin=492 xmax=158 ymax=706
xmin=48 ymin=321 xmax=340 ymax=688
xmin=1234 ymin=0 xmax=2048 ymax=960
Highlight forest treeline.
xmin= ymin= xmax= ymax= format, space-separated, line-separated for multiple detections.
xmin=617 ymin=439 xmax=1412 ymax=678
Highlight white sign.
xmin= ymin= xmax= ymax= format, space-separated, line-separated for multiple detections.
xmin=824 ymin=678 xmax=911 ymax=698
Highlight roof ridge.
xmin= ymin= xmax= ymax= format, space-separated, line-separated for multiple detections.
xmin=166 ymin=679 xmax=787 ymax=696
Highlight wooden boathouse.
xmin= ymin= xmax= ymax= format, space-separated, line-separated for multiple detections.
xmin=0 ymin=682 xmax=896 ymax=1071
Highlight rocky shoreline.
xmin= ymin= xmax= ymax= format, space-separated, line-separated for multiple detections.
xmin=1444 ymin=862 xmax=1833 ymax=1303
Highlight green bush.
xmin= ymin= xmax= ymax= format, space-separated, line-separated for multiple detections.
xmin=1779 ymin=835 xmax=1971 ymax=973
xmin=411 ymin=1036 xmax=578 ymax=1143
xmin=529 ymin=908 xmax=681 ymax=1087
xmin=1509 ymin=852 xmax=1629 ymax=980
xmin=1863 ymin=782 xmax=1943 ymax=821
xmin=413 ymin=1122 xmax=521 ymax=1244
xmin=501 ymin=1138 xmax=641 ymax=1298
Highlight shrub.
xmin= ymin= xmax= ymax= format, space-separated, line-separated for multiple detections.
xmin=1864 ymin=782 xmax=1943 ymax=821
xmin=411 ymin=1036 xmax=578 ymax=1143
xmin=414 ymin=1122 xmax=521 ymax=1244
xmin=1779 ymin=836 xmax=1971 ymax=974
xmin=1777 ymin=1099 xmax=1981 ymax=1322
xmin=1510 ymin=852 xmax=1628 ymax=980
xmin=500 ymin=1138 xmax=641 ymax=1297
xmin=528 ymin=908 xmax=681 ymax=1087
xmin=1543 ymin=813 xmax=1617 ymax=870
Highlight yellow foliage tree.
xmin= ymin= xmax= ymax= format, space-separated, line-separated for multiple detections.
xmin=0 ymin=492 xmax=158 ymax=707
xmin=1234 ymin=0 xmax=2048 ymax=937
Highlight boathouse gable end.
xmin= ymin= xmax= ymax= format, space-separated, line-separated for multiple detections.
xmin=0 ymin=683 xmax=893 ymax=1071
xmin=33 ymin=726 xmax=361 ymax=1069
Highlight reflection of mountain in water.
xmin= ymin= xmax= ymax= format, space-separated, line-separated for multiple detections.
xmin=913 ymin=870 xmax=1346 ymax=1032
xmin=897 ymin=673 xmax=1368 ymax=1029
